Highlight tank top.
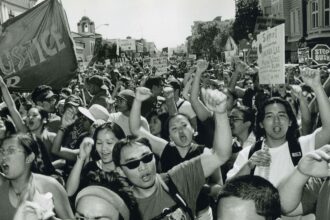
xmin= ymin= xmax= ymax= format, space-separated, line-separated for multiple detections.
xmin=0 ymin=180 xmax=17 ymax=220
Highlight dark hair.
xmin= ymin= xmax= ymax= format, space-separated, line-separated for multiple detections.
xmin=31 ymin=85 xmax=53 ymax=103
xmin=163 ymin=113 xmax=193 ymax=141
xmin=146 ymin=111 xmax=169 ymax=140
xmin=217 ymin=175 xmax=281 ymax=220
xmin=28 ymin=106 xmax=49 ymax=126
xmin=0 ymin=116 xmax=16 ymax=138
xmin=112 ymin=136 xmax=152 ymax=167
xmin=90 ymin=122 xmax=126 ymax=161
xmin=255 ymin=97 xmax=300 ymax=142
xmin=144 ymin=76 xmax=162 ymax=90
xmin=232 ymin=105 xmax=256 ymax=134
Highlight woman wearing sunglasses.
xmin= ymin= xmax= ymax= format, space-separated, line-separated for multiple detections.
xmin=0 ymin=133 xmax=73 ymax=220
xmin=129 ymin=87 xmax=227 ymax=220
xmin=66 ymin=122 xmax=126 ymax=197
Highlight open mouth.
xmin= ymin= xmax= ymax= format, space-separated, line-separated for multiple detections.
xmin=0 ymin=163 xmax=9 ymax=175
xmin=273 ymin=126 xmax=281 ymax=133
xmin=141 ymin=173 xmax=151 ymax=182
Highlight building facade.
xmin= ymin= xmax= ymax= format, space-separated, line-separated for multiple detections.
xmin=0 ymin=0 xmax=37 ymax=24
xmin=258 ymin=0 xmax=330 ymax=63
xmin=71 ymin=16 xmax=101 ymax=64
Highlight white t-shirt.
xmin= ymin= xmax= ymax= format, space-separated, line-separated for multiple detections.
xmin=108 ymin=112 xmax=149 ymax=136
xmin=176 ymin=98 xmax=196 ymax=119
xmin=227 ymin=129 xmax=319 ymax=187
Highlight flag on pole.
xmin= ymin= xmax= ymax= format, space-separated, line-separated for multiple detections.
xmin=0 ymin=0 xmax=77 ymax=91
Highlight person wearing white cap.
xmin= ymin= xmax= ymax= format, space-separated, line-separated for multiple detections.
xmin=78 ymin=104 xmax=110 ymax=122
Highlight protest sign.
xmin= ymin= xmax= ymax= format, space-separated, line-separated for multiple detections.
xmin=0 ymin=0 xmax=77 ymax=91
xmin=311 ymin=44 xmax=330 ymax=65
xmin=119 ymin=39 xmax=136 ymax=51
xmin=151 ymin=56 xmax=168 ymax=75
xmin=143 ymin=56 xmax=151 ymax=67
xmin=297 ymin=47 xmax=310 ymax=64
xmin=257 ymin=23 xmax=285 ymax=84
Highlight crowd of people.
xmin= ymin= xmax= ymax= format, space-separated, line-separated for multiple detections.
xmin=0 ymin=55 xmax=330 ymax=220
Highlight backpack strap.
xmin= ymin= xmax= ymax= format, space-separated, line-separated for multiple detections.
xmin=287 ymin=139 xmax=302 ymax=166
xmin=176 ymin=99 xmax=186 ymax=110
xmin=248 ymin=140 xmax=263 ymax=175
xmin=248 ymin=139 xmax=302 ymax=175
xmin=157 ymin=173 xmax=194 ymax=220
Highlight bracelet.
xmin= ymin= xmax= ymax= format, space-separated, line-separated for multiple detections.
xmin=59 ymin=126 xmax=67 ymax=133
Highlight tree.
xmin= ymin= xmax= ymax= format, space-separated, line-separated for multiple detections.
xmin=233 ymin=0 xmax=262 ymax=42
xmin=190 ymin=19 xmax=233 ymax=60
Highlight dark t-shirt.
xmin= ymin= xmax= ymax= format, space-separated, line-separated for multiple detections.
xmin=137 ymin=157 xmax=205 ymax=220
xmin=160 ymin=143 xmax=210 ymax=213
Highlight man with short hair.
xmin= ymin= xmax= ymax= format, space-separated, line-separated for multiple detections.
xmin=112 ymin=88 xmax=232 ymax=220
xmin=108 ymin=89 xmax=149 ymax=136
xmin=217 ymin=175 xmax=281 ymax=220
xmin=141 ymin=76 xmax=163 ymax=117
xmin=86 ymin=75 xmax=114 ymax=111
xmin=31 ymin=85 xmax=60 ymax=132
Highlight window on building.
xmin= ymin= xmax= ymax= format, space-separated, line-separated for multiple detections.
xmin=325 ymin=0 xmax=330 ymax=26
xmin=290 ymin=10 xmax=295 ymax=35
xmin=295 ymin=9 xmax=300 ymax=34
xmin=312 ymin=0 xmax=319 ymax=28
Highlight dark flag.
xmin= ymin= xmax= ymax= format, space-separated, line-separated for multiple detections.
xmin=0 ymin=0 xmax=77 ymax=91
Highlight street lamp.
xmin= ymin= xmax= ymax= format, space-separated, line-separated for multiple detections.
xmin=95 ymin=23 xmax=109 ymax=30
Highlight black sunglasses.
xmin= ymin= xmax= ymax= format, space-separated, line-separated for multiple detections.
xmin=120 ymin=153 xmax=154 ymax=169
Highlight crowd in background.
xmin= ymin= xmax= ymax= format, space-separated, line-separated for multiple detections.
xmin=1 ymin=55 xmax=330 ymax=220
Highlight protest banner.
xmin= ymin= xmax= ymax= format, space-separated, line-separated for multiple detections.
xmin=311 ymin=44 xmax=330 ymax=65
xmin=151 ymin=56 xmax=168 ymax=75
xmin=0 ymin=0 xmax=77 ymax=91
xmin=257 ymin=23 xmax=285 ymax=85
xmin=297 ymin=47 xmax=310 ymax=64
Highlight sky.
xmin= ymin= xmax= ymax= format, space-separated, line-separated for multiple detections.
xmin=37 ymin=0 xmax=235 ymax=49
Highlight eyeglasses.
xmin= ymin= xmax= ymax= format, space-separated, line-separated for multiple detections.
xmin=0 ymin=148 xmax=25 ymax=157
xmin=229 ymin=117 xmax=244 ymax=122
xmin=120 ymin=153 xmax=154 ymax=169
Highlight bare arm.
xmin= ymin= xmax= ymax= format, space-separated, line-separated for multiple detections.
xmin=66 ymin=137 xmax=93 ymax=196
xmin=51 ymin=108 xmax=78 ymax=161
xmin=130 ymin=87 xmax=168 ymax=157
xmin=190 ymin=60 xmax=212 ymax=121
xmin=0 ymin=76 xmax=27 ymax=133
xmin=200 ymin=88 xmax=232 ymax=178
xmin=279 ymin=145 xmax=330 ymax=214
xmin=302 ymin=68 xmax=330 ymax=149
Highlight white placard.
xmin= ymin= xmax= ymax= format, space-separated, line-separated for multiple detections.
xmin=257 ymin=24 xmax=285 ymax=84
xmin=151 ymin=56 xmax=168 ymax=75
